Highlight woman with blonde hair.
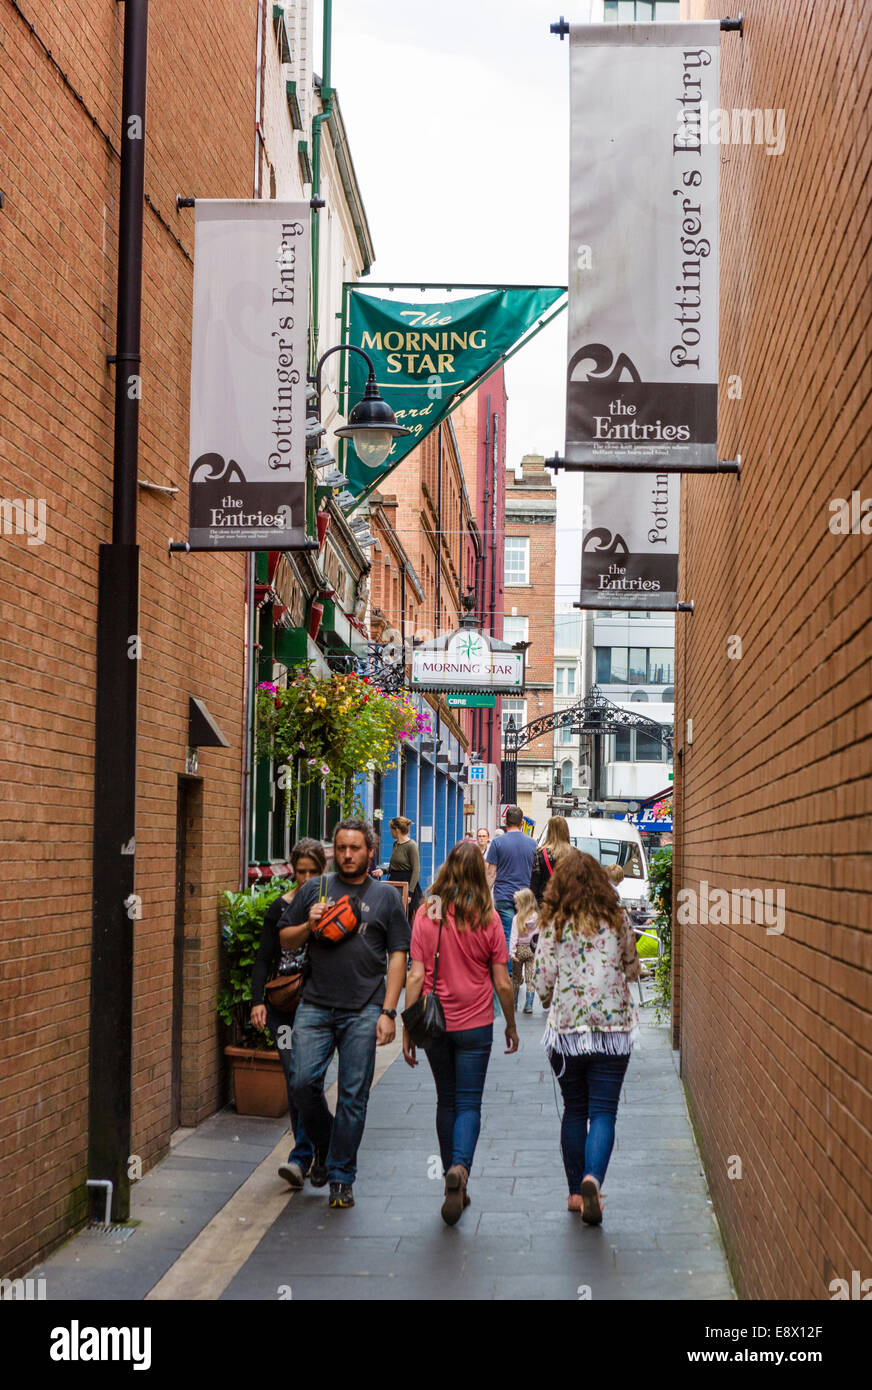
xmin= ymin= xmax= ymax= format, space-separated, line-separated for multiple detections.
xmin=534 ymin=850 xmax=641 ymax=1225
xmin=403 ymin=841 xmax=519 ymax=1224
xmin=530 ymin=815 xmax=571 ymax=904
xmin=509 ymin=886 xmax=540 ymax=1014
xmin=386 ymin=815 xmax=421 ymax=918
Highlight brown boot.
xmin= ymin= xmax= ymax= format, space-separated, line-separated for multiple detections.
xmin=441 ymin=1164 xmax=469 ymax=1225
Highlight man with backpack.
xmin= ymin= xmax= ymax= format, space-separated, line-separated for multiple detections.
xmin=279 ymin=817 xmax=410 ymax=1209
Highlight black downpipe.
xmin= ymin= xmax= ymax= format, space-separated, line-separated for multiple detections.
xmin=488 ymin=410 xmax=499 ymax=766
xmin=88 ymin=0 xmax=148 ymax=1222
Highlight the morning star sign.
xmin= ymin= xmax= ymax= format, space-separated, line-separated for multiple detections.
xmin=187 ymin=201 xmax=310 ymax=550
xmin=411 ymin=629 xmax=524 ymax=693
xmin=565 ymin=22 xmax=721 ymax=469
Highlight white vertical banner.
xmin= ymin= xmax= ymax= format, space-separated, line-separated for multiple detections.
xmin=568 ymin=22 xmax=721 ymax=608
xmin=188 ymin=201 xmax=310 ymax=550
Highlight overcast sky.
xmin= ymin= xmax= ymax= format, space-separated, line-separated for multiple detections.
xmin=327 ymin=0 xmax=598 ymax=601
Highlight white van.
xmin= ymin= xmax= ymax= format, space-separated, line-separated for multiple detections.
xmin=541 ymin=817 xmax=652 ymax=922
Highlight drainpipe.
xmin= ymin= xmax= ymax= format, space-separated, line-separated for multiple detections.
xmin=310 ymin=0 xmax=334 ymax=367
xmin=89 ymin=0 xmax=148 ymax=1225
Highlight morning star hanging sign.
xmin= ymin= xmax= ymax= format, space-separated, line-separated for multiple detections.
xmin=565 ymin=22 xmax=721 ymax=470
xmin=186 ymin=201 xmax=310 ymax=550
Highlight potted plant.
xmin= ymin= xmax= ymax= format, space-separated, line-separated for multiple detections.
xmin=255 ymin=668 xmax=430 ymax=819
xmin=218 ymin=877 xmax=294 ymax=1117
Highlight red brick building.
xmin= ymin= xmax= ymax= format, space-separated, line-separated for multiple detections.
xmin=502 ymin=455 xmax=557 ymax=830
xmin=674 ymin=0 xmax=872 ymax=1299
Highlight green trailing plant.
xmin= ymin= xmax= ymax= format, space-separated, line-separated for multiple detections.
xmin=217 ymin=878 xmax=293 ymax=1050
xmin=648 ymin=846 xmax=673 ymax=1021
xmin=255 ymin=668 xmax=430 ymax=820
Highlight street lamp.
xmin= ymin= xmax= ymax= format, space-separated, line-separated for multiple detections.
xmin=310 ymin=344 xmax=409 ymax=470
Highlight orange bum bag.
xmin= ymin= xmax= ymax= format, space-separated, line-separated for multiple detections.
xmin=310 ymin=874 xmax=361 ymax=945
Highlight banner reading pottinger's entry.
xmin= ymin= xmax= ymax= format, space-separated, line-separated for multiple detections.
xmin=344 ymin=287 xmax=564 ymax=498
xmin=565 ymin=23 xmax=720 ymax=470
xmin=187 ymin=201 xmax=310 ymax=549
xmin=580 ymin=470 xmax=679 ymax=609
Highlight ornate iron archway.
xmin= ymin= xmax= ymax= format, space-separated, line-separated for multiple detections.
xmin=501 ymin=685 xmax=673 ymax=804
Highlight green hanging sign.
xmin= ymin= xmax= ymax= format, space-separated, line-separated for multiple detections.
xmin=343 ymin=286 xmax=565 ymax=498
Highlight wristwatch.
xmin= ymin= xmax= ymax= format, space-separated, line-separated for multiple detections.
xmin=380 ymin=1008 xmax=397 ymax=1019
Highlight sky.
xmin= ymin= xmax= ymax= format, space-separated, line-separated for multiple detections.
xmin=326 ymin=0 xmax=599 ymax=601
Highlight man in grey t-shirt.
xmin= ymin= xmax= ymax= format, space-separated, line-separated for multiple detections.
xmin=485 ymin=805 xmax=536 ymax=962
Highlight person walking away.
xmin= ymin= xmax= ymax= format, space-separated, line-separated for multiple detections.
xmin=509 ymin=887 xmax=540 ymax=1015
xmin=250 ymin=837 xmax=326 ymax=1191
xmin=530 ymin=815 xmax=571 ymax=905
xmin=403 ymin=841 xmax=519 ymax=1224
xmin=476 ymin=826 xmax=491 ymax=856
xmin=280 ymin=819 xmax=410 ymax=1209
xmin=484 ymin=805 xmax=536 ymax=965
xmin=386 ymin=815 xmax=422 ymax=920
xmin=534 ymin=850 xmax=641 ymax=1224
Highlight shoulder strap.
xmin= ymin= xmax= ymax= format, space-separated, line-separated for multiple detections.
xmin=431 ymin=914 xmax=445 ymax=994
xmin=318 ymin=874 xmax=329 ymax=902
xmin=543 ymin=849 xmax=553 ymax=875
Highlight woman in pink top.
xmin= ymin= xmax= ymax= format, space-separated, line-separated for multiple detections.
xmin=403 ymin=841 xmax=519 ymax=1225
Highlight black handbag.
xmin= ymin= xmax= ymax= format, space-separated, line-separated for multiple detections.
xmin=401 ymin=916 xmax=446 ymax=1046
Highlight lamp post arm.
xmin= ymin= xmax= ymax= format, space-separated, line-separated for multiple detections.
xmin=314 ymin=343 xmax=376 ymax=415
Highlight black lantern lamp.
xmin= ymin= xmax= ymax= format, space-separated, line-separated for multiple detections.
xmin=312 ymin=344 xmax=410 ymax=471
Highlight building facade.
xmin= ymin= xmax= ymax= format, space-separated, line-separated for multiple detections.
xmin=0 ymin=0 xmax=378 ymax=1278
xmin=674 ymin=0 xmax=872 ymax=1300
xmin=502 ymin=455 xmax=557 ymax=831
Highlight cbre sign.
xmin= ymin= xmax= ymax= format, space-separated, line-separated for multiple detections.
xmin=411 ymin=629 xmax=524 ymax=693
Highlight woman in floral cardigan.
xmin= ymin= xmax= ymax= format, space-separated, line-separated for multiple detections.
xmin=533 ymin=850 xmax=641 ymax=1224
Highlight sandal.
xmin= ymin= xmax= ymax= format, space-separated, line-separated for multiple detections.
xmin=441 ymin=1165 xmax=469 ymax=1225
xmin=567 ymin=1193 xmax=583 ymax=1213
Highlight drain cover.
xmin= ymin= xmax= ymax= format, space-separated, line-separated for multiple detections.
xmin=85 ymin=1223 xmax=136 ymax=1242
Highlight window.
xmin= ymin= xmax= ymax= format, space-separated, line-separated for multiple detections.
xmin=504 ymin=536 xmax=529 ymax=585
xmin=648 ymin=649 xmax=674 ymax=685
xmin=561 ymin=760 xmax=573 ymax=793
xmin=628 ymin=648 xmax=647 ymax=685
xmin=501 ymin=699 xmax=527 ymax=740
xmin=503 ymin=615 xmax=529 ymax=646
xmin=554 ymin=611 xmax=582 ymax=649
xmin=615 ymin=728 xmax=632 ymax=761
xmin=559 ymin=720 xmax=574 ymax=745
xmin=566 ymin=667 xmax=576 ymax=696
xmin=635 ymin=729 xmax=664 ymax=761
xmin=556 ymin=666 xmax=577 ymax=696
xmin=605 ymin=0 xmax=678 ymax=18
xmin=596 ymin=646 xmax=675 ymax=686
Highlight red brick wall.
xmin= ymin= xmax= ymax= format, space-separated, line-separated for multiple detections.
xmin=504 ymin=464 xmax=556 ymax=775
xmin=676 ymin=0 xmax=872 ymax=1299
xmin=0 ymin=0 xmax=257 ymax=1275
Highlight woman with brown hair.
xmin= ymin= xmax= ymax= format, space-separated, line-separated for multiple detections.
xmin=403 ymin=841 xmax=519 ymax=1225
xmin=534 ymin=850 xmax=641 ymax=1225
xmin=530 ymin=815 xmax=571 ymax=904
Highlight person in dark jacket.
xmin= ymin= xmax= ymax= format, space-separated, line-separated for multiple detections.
xmin=530 ymin=816 xmax=571 ymax=905
xmin=250 ymin=837 xmax=326 ymax=1190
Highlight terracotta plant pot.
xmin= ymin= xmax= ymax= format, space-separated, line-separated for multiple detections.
xmin=224 ymin=1045 xmax=288 ymax=1117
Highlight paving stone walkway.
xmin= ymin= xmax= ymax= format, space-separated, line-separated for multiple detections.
xmin=30 ymin=994 xmax=734 ymax=1302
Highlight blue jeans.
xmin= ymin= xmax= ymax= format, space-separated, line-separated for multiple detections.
xmin=423 ymin=1024 xmax=493 ymax=1172
xmin=266 ymin=1005 xmax=314 ymax=1170
xmin=290 ymin=1000 xmax=381 ymax=1184
xmin=550 ymin=1051 xmax=631 ymax=1189
xmin=494 ymin=900 xmax=515 ymax=965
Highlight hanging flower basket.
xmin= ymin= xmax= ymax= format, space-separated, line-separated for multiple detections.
xmin=255 ymin=668 xmax=431 ymax=817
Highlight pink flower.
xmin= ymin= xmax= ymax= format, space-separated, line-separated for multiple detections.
xmin=307 ymin=758 xmax=316 ymax=766
xmin=321 ymin=764 xmax=330 ymax=775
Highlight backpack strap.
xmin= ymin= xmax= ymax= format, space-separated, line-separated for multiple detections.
xmin=543 ymin=849 xmax=553 ymax=876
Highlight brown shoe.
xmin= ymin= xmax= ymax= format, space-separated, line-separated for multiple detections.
xmin=441 ymin=1165 xmax=469 ymax=1225
xmin=580 ymin=1175 xmax=603 ymax=1225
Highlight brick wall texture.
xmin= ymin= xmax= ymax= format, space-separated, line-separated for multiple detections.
xmin=676 ymin=0 xmax=872 ymax=1299
xmin=0 ymin=0 xmax=259 ymax=1275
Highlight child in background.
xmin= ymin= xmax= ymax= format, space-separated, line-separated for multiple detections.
xmin=510 ymin=887 xmax=540 ymax=1014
